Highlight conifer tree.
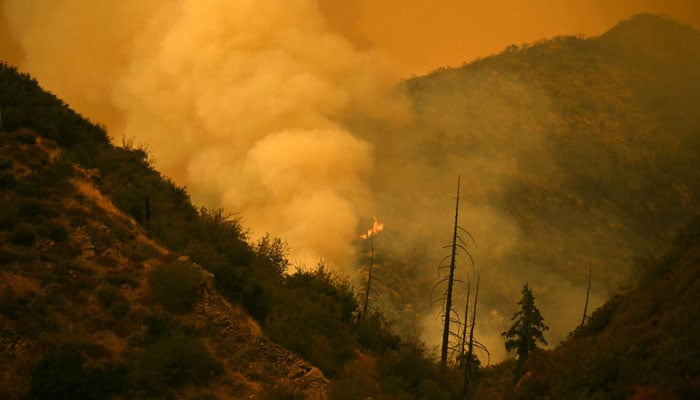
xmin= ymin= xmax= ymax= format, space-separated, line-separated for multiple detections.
xmin=502 ymin=283 xmax=548 ymax=379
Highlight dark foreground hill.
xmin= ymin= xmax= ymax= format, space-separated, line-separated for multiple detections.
xmin=0 ymin=67 xmax=330 ymax=398
xmin=476 ymin=216 xmax=700 ymax=399
xmin=0 ymin=63 xmax=468 ymax=400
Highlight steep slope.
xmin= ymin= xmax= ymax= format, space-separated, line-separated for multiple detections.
xmin=0 ymin=129 xmax=327 ymax=399
xmin=477 ymin=217 xmax=700 ymax=399
xmin=0 ymin=62 xmax=469 ymax=400
xmin=0 ymin=65 xmax=329 ymax=399
xmin=361 ymin=13 xmax=700 ymax=354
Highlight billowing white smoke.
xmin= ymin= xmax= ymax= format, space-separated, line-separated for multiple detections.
xmin=3 ymin=0 xmax=408 ymax=272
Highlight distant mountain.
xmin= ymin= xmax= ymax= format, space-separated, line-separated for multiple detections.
xmin=364 ymin=13 xmax=700 ymax=353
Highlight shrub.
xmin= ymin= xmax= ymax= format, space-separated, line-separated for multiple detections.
xmin=19 ymin=200 xmax=47 ymax=219
xmin=95 ymin=284 xmax=129 ymax=317
xmin=261 ymin=382 xmax=305 ymax=400
xmin=13 ymin=130 xmax=36 ymax=144
xmin=48 ymin=223 xmax=69 ymax=243
xmin=0 ymin=171 xmax=15 ymax=189
xmin=29 ymin=346 xmax=127 ymax=400
xmin=0 ymin=204 xmax=18 ymax=229
xmin=0 ymin=285 xmax=33 ymax=320
xmin=10 ymin=223 xmax=37 ymax=246
xmin=129 ymin=336 xmax=222 ymax=396
xmin=264 ymin=267 xmax=359 ymax=375
xmin=140 ymin=313 xmax=196 ymax=345
xmin=148 ymin=261 xmax=201 ymax=313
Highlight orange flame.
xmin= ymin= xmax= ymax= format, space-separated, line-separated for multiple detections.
xmin=360 ymin=216 xmax=384 ymax=240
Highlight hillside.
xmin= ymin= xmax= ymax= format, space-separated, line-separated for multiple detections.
xmin=0 ymin=63 xmax=470 ymax=400
xmin=360 ymin=13 xmax=700 ymax=354
xmin=476 ymin=216 xmax=700 ymax=399
xmin=2 ymin=11 xmax=700 ymax=400
xmin=0 ymin=112 xmax=327 ymax=397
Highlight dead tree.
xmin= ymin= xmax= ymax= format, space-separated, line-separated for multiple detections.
xmin=460 ymin=281 xmax=471 ymax=366
xmin=362 ymin=234 xmax=375 ymax=317
xmin=580 ymin=264 xmax=592 ymax=328
xmin=436 ymin=176 xmax=477 ymax=366
xmin=360 ymin=217 xmax=384 ymax=318
xmin=463 ymin=273 xmax=480 ymax=399
xmin=440 ymin=177 xmax=461 ymax=365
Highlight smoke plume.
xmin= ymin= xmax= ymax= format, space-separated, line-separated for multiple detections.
xmin=2 ymin=0 xmax=409 ymax=273
xmin=1 ymin=1 xmax=634 ymax=364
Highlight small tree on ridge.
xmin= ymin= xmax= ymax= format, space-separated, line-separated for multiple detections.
xmin=502 ymin=283 xmax=548 ymax=380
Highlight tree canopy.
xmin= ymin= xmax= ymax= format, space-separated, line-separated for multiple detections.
xmin=502 ymin=283 xmax=548 ymax=378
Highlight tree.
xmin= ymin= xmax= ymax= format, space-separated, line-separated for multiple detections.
xmin=441 ymin=176 xmax=461 ymax=366
xmin=502 ymin=283 xmax=548 ymax=379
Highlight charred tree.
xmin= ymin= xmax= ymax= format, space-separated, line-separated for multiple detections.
xmin=460 ymin=281 xmax=471 ymax=367
xmin=360 ymin=216 xmax=383 ymax=318
xmin=362 ymin=234 xmax=375 ymax=317
xmin=441 ymin=176 xmax=461 ymax=366
xmin=463 ymin=273 xmax=480 ymax=400
xmin=434 ymin=177 xmax=477 ymax=367
xmin=580 ymin=264 xmax=592 ymax=328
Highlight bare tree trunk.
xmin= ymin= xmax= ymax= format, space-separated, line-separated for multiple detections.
xmin=580 ymin=264 xmax=591 ymax=328
xmin=463 ymin=273 xmax=480 ymax=400
xmin=362 ymin=235 xmax=375 ymax=317
xmin=441 ymin=176 xmax=461 ymax=366
xmin=460 ymin=281 xmax=471 ymax=364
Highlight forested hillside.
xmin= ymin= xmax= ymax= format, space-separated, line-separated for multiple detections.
xmin=2 ymin=11 xmax=700 ymax=400
xmin=0 ymin=64 xmax=458 ymax=399
xmin=362 ymin=13 xmax=700 ymax=354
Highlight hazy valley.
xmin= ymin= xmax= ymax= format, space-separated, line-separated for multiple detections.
xmin=1 ymin=11 xmax=699 ymax=400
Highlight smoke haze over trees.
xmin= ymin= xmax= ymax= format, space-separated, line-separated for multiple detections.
xmin=1 ymin=4 xmax=700 ymax=365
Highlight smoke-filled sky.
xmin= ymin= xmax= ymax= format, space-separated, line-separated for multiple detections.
xmin=1 ymin=0 xmax=697 ymax=362
xmin=3 ymin=1 xmax=700 ymax=76
xmin=324 ymin=0 xmax=700 ymax=75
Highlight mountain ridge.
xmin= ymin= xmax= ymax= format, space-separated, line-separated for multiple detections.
xmin=365 ymin=11 xmax=700 ymax=362
xmin=1 ymin=11 xmax=699 ymax=399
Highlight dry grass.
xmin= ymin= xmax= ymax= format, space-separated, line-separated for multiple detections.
xmin=71 ymin=178 xmax=127 ymax=220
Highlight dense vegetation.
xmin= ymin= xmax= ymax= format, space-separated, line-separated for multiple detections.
xmin=2 ymin=12 xmax=700 ymax=400
xmin=364 ymin=12 xmax=700 ymax=350
xmin=0 ymin=62 xmax=456 ymax=399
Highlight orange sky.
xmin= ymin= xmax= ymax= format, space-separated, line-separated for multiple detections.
xmin=322 ymin=0 xmax=700 ymax=76
xmin=2 ymin=1 xmax=699 ymax=77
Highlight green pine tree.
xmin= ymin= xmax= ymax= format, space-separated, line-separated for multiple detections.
xmin=502 ymin=283 xmax=548 ymax=380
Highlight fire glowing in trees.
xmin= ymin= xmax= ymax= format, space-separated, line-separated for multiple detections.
xmin=360 ymin=216 xmax=384 ymax=317
xmin=360 ymin=216 xmax=384 ymax=240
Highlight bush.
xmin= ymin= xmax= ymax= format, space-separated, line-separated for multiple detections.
xmin=129 ymin=336 xmax=222 ymax=396
xmin=0 ymin=171 xmax=15 ymax=189
xmin=264 ymin=267 xmax=359 ymax=376
xmin=148 ymin=261 xmax=201 ymax=313
xmin=140 ymin=313 xmax=196 ymax=345
xmin=0 ymin=204 xmax=18 ymax=229
xmin=19 ymin=200 xmax=46 ymax=219
xmin=48 ymin=223 xmax=69 ymax=243
xmin=10 ymin=223 xmax=37 ymax=246
xmin=95 ymin=284 xmax=130 ymax=318
xmin=13 ymin=130 xmax=36 ymax=144
xmin=261 ymin=382 xmax=305 ymax=400
xmin=29 ymin=346 xmax=127 ymax=400
xmin=0 ymin=285 xmax=33 ymax=320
